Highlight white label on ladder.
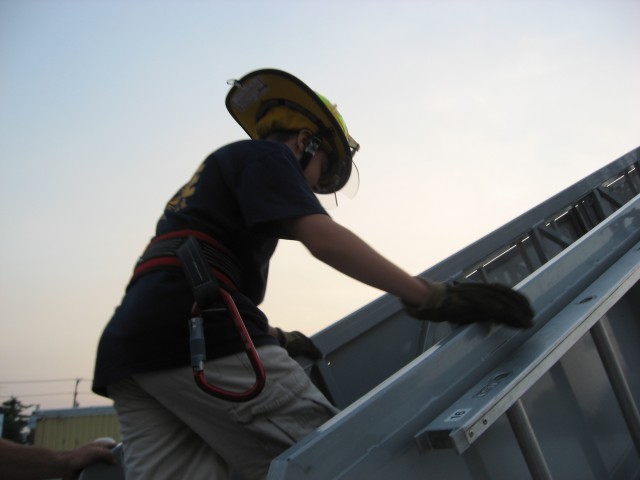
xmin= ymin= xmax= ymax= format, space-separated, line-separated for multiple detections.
xmin=444 ymin=408 xmax=472 ymax=422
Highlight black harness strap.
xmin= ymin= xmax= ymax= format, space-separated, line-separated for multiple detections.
xmin=176 ymin=236 xmax=222 ymax=310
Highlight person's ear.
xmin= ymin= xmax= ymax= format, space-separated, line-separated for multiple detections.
xmin=296 ymin=129 xmax=313 ymax=152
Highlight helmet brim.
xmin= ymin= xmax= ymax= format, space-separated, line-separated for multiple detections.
xmin=225 ymin=69 xmax=353 ymax=194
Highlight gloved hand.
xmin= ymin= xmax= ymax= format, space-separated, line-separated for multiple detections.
xmin=404 ymin=278 xmax=534 ymax=328
xmin=275 ymin=328 xmax=323 ymax=359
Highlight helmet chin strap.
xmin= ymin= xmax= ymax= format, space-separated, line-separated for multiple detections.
xmin=300 ymin=136 xmax=321 ymax=171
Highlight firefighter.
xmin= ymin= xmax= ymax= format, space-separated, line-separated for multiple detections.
xmin=92 ymin=69 xmax=532 ymax=480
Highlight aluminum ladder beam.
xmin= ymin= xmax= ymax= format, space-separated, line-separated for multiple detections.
xmin=268 ymin=182 xmax=640 ymax=479
xmin=414 ymin=239 xmax=640 ymax=473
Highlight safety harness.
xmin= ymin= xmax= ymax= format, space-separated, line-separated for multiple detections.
xmin=132 ymin=230 xmax=266 ymax=402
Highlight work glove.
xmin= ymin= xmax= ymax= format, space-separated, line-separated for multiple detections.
xmin=404 ymin=278 xmax=534 ymax=329
xmin=275 ymin=328 xmax=323 ymax=359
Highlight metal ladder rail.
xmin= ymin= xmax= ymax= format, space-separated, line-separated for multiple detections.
xmin=413 ymin=240 xmax=640 ymax=479
xmin=461 ymin=158 xmax=640 ymax=288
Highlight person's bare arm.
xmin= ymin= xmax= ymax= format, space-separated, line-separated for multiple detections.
xmin=0 ymin=438 xmax=115 ymax=480
xmin=282 ymin=213 xmax=534 ymax=330
xmin=283 ymin=214 xmax=430 ymax=305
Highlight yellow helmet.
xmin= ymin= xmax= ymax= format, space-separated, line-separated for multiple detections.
xmin=225 ymin=69 xmax=359 ymax=194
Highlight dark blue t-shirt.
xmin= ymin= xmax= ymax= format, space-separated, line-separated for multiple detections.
xmin=92 ymin=140 xmax=327 ymax=396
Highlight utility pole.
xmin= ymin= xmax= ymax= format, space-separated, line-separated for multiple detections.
xmin=72 ymin=379 xmax=80 ymax=408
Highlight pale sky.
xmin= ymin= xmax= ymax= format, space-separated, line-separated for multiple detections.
xmin=1 ymin=0 xmax=638 ymax=410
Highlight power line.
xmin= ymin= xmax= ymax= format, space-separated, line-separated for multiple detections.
xmin=0 ymin=379 xmax=97 ymax=408
xmin=0 ymin=379 xmax=89 ymax=384
xmin=0 ymin=391 xmax=93 ymax=399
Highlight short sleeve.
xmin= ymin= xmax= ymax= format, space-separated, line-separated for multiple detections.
xmin=235 ymin=147 xmax=327 ymax=236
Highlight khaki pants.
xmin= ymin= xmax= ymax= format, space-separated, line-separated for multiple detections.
xmin=109 ymin=345 xmax=338 ymax=480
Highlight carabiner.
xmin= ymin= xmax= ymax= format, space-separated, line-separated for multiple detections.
xmin=189 ymin=291 xmax=266 ymax=402
xmin=177 ymin=236 xmax=266 ymax=402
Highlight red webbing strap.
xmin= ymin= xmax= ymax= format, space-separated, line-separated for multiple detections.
xmin=130 ymin=229 xmax=240 ymax=291
xmin=148 ymin=229 xmax=230 ymax=252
